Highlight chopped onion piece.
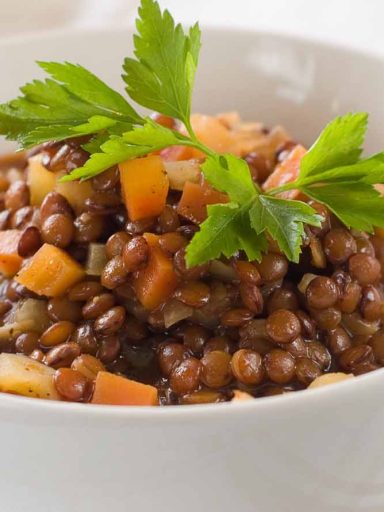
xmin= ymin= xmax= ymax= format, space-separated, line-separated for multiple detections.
xmin=298 ymin=273 xmax=318 ymax=294
xmin=163 ymin=299 xmax=193 ymax=328
xmin=0 ymin=299 xmax=50 ymax=341
xmin=86 ymin=244 xmax=108 ymax=276
xmin=164 ymin=160 xmax=201 ymax=190
xmin=209 ymin=260 xmax=237 ymax=282
xmin=261 ymin=279 xmax=283 ymax=299
xmin=342 ymin=313 xmax=380 ymax=336
xmin=309 ymin=237 xmax=326 ymax=268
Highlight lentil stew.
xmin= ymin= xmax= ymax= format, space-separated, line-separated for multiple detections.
xmin=0 ymin=0 xmax=382 ymax=406
xmin=0 ymin=109 xmax=382 ymax=405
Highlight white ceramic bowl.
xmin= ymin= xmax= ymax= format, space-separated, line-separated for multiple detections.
xmin=0 ymin=27 xmax=384 ymax=512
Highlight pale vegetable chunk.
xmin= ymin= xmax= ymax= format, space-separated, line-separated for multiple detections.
xmin=232 ymin=390 xmax=254 ymax=401
xmin=309 ymin=372 xmax=354 ymax=389
xmin=27 ymin=155 xmax=93 ymax=214
xmin=0 ymin=353 xmax=60 ymax=400
xmin=0 ymin=299 xmax=50 ymax=342
xmin=27 ymin=155 xmax=56 ymax=206
xmin=163 ymin=160 xmax=201 ymax=190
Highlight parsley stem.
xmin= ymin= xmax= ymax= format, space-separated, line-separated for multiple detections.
xmin=182 ymin=127 xmax=216 ymax=158
xmin=268 ymin=182 xmax=299 ymax=196
xmin=183 ymin=118 xmax=195 ymax=141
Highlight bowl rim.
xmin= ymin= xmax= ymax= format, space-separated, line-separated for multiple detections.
xmin=0 ymin=25 xmax=383 ymax=418
xmin=0 ymin=367 xmax=382 ymax=419
xmin=0 ymin=23 xmax=383 ymax=63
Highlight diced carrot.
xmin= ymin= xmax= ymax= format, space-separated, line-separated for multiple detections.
xmin=190 ymin=114 xmax=238 ymax=154
xmin=374 ymin=226 xmax=384 ymax=238
xmin=133 ymin=244 xmax=179 ymax=310
xmin=262 ymin=144 xmax=307 ymax=199
xmin=91 ymin=371 xmax=158 ymax=406
xmin=161 ymin=114 xmax=238 ymax=161
xmin=142 ymin=232 xmax=160 ymax=247
xmin=0 ymin=230 xmax=23 ymax=277
xmin=177 ymin=181 xmax=228 ymax=224
xmin=119 ymin=155 xmax=169 ymax=221
xmin=160 ymin=145 xmax=202 ymax=162
xmin=16 ymin=243 xmax=85 ymax=297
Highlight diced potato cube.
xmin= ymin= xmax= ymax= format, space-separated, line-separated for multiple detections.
xmin=0 ymin=353 xmax=60 ymax=400
xmin=232 ymin=390 xmax=254 ymax=401
xmin=55 ymin=172 xmax=93 ymax=215
xmin=27 ymin=155 xmax=93 ymax=214
xmin=27 ymin=155 xmax=56 ymax=206
xmin=309 ymin=372 xmax=354 ymax=389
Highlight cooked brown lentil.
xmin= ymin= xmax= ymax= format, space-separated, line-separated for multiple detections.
xmin=266 ymin=309 xmax=301 ymax=344
xmin=122 ymin=236 xmax=149 ymax=272
xmin=54 ymin=368 xmax=90 ymax=402
xmin=17 ymin=226 xmax=42 ymax=257
xmin=306 ymin=276 xmax=339 ymax=310
xmin=323 ymin=228 xmax=357 ymax=264
xmin=105 ymin=231 xmax=132 ymax=259
xmin=158 ymin=342 xmax=188 ymax=376
xmin=41 ymin=213 xmax=75 ymax=248
xmin=348 ymin=253 xmax=381 ymax=285
xmin=200 ymin=351 xmax=232 ymax=388
xmin=256 ymin=253 xmax=288 ymax=282
xmin=40 ymin=191 xmax=73 ymax=220
xmin=264 ymin=349 xmax=296 ymax=384
xmin=170 ymin=357 xmax=201 ymax=395
xmin=231 ymin=349 xmax=264 ymax=385
xmin=40 ymin=321 xmax=75 ymax=347
xmin=15 ymin=332 xmax=39 ymax=355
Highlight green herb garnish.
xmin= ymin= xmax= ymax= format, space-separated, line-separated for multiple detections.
xmin=1 ymin=0 xmax=384 ymax=267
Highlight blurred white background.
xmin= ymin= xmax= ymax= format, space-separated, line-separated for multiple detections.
xmin=0 ymin=0 xmax=383 ymax=55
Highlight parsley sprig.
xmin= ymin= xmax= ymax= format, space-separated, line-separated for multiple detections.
xmin=1 ymin=0 xmax=384 ymax=267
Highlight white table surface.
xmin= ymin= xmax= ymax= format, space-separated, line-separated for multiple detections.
xmin=0 ymin=0 xmax=383 ymax=57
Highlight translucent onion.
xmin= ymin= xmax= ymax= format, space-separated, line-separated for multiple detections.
xmin=163 ymin=299 xmax=193 ymax=328
xmin=0 ymin=299 xmax=50 ymax=340
xmin=298 ymin=273 xmax=318 ymax=294
xmin=209 ymin=260 xmax=237 ymax=282
xmin=342 ymin=312 xmax=380 ymax=336
xmin=163 ymin=160 xmax=200 ymax=190
xmin=86 ymin=244 xmax=108 ymax=276
xmin=239 ymin=319 xmax=274 ymax=355
xmin=261 ymin=279 xmax=284 ymax=299
xmin=309 ymin=237 xmax=326 ymax=269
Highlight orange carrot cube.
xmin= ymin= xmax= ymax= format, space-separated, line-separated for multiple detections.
xmin=16 ymin=243 xmax=85 ymax=297
xmin=119 ymin=155 xmax=169 ymax=221
xmin=91 ymin=371 xmax=158 ymax=406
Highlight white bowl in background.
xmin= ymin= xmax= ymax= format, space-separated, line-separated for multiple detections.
xmin=0 ymin=27 xmax=384 ymax=512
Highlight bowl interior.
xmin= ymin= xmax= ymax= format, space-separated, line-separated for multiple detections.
xmin=0 ymin=27 xmax=384 ymax=154
xmin=0 ymin=27 xmax=384 ymax=415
